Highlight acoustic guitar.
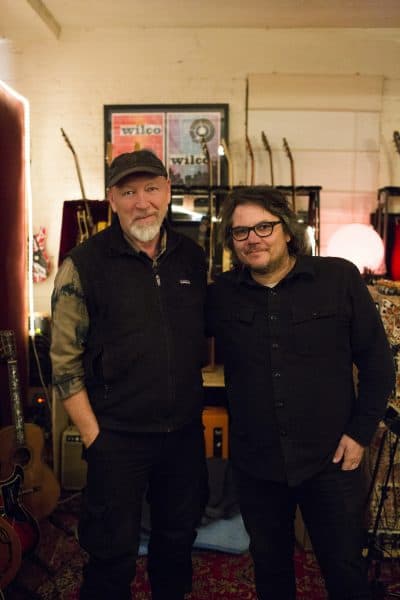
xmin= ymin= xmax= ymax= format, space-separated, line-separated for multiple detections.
xmin=0 ymin=514 xmax=21 ymax=590
xmin=0 ymin=330 xmax=60 ymax=521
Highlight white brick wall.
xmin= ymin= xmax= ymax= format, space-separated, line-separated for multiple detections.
xmin=0 ymin=27 xmax=399 ymax=312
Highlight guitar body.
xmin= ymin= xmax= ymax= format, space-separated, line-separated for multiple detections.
xmin=0 ymin=423 xmax=60 ymax=521
xmin=0 ymin=514 xmax=21 ymax=590
xmin=0 ymin=465 xmax=40 ymax=556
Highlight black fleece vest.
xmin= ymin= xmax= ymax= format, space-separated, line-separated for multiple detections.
xmin=70 ymin=220 xmax=207 ymax=433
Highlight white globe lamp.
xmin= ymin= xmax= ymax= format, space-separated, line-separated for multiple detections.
xmin=326 ymin=224 xmax=385 ymax=274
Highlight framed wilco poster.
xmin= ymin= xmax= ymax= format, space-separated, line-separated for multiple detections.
xmin=103 ymin=104 xmax=229 ymax=193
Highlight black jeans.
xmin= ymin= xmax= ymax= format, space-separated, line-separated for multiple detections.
xmin=235 ymin=462 xmax=371 ymax=600
xmin=78 ymin=421 xmax=208 ymax=600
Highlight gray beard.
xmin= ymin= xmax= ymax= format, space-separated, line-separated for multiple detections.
xmin=129 ymin=220 xmax=162 ymax=243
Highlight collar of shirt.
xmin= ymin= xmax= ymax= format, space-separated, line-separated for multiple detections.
xmin=235 ymin=254 xmax=316 ymax=288
xmin=123 ymin=227 xmax=167 ymax=261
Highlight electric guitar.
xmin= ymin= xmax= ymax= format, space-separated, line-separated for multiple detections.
xmin=282 ymin=137 xmax=297 ymax=212
xmin=0 ymin=465 xmax=39 ymax=556
xmin=219 ymin=138 xmax=233 ymax=273
xmin=246 ymin=135 xmax=255 ymax=185
xmin=0 ymin=514 xmax=21 ymax=590
xmin=61 ymin=128 xmax=109 ymax=243
xmin=0 ymin=330 xmax=60 ymax=522
xmin=200 ymin=137 xmax=216 ymax=283
xmin=261 ymin=131 xmax=274 ymax=186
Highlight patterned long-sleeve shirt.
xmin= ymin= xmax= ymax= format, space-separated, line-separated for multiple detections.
xmin=50 ymin=257 xmax=88 ymax=402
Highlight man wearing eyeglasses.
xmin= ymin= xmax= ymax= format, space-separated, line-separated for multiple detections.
xmin=206 ymin=186 xmax=395 ymax=600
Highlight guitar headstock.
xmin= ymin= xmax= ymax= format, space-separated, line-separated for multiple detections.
xmin=60 ymin=128 xmax=75 ymax=155
xmin=0 ymin=330 xmax=16 ymax=361
xmin=394 ymin=131 xmax=400 ymax=155
xmin=246 ymin=135 xmax=254 ymax=159
xmin=261 ymin=131 xmax=271 ymax=153
xmin=283 ymin=137 xmax=293 ymax=161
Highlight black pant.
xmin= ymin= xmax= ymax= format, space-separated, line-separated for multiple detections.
xmin=235 ymin=462 xmax=371 ymax=600
xmin=78 ymin=421 xmax=208 ymax=600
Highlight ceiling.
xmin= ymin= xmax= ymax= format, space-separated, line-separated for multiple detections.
xmin=1 ymin=0 xmax=400 ymax=41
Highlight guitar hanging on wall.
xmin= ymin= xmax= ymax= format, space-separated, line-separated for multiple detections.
xmin=0 ymin=330 xmax=60 ymax=523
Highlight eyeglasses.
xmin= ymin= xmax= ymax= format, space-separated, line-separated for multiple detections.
xmin=230 ymin=220 xmax=282 ymax=241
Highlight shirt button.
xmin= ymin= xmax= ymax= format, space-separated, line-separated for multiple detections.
xmin=273 ymin=371 xmax=281 ymax=378
xmin=271 ymin=342 xmax=279 ymax=350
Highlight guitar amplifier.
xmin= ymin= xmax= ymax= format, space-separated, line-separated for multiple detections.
xmin=202 ymin=406 xmax=229 ymax=459
xmin=61 ymin=425 xmax=87 ymax=490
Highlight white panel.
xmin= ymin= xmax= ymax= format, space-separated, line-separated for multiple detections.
xmin=248 ymin=110 xmax=380 ymax=151
xmin=248 ymin=109 xmax=380 ymax=195
xmin=248 ymin=73 xmax=383 ymax=112
xmin=250 ymin=148 xmax=379 ymax=191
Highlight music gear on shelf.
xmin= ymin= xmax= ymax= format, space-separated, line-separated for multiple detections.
xmin=61 ymin=426 xmax=87 ymax=491
xmin=0 ymin=330 xmax=60 ymax=522
xmin=202 ymin=406 xmax=229 ymax=459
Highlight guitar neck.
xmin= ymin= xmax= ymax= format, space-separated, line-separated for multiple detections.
xmin=246 ymin=135 xmax=255 ymax=185
xmin=0 ymin=331 xmax=25 ymax=447
xmin=283 ymin=137 xmax=296 ymax=212
xmin=201 ymin=138 xmax=215 ymax=282
xmin=61 ymin=128 xmax=94 ymax=232
xmin=7 ymin=360 xmax=25 ymax=447
xmin=261 ymin=131 xmax=274 ymax=186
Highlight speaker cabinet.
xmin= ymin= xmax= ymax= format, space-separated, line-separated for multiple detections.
xmin=61 ymin=425 xmax=87 ymax=490
xmin=202 ymin=406 xmax=229 ymax=459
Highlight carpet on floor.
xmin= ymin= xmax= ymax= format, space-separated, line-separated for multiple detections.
xmin=4 ymin=494 xmax=400 ymax=599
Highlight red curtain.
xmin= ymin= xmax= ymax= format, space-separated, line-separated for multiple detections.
xmin=0 ymin=84 xmax=28 ymax=426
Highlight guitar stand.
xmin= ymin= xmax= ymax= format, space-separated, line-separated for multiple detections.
xmin=365 ymin=428 xmax=400 ymax=599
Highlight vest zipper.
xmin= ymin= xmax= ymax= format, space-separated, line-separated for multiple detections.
xmin=153 ymin=260 xmax=161 ymax=286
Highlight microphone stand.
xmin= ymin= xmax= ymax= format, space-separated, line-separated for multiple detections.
xmin=365 ymin=425 xmax=400 ymax=599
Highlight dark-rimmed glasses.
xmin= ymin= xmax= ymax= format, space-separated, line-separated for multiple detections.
xmin=230 ymin=220 xmax=282 ymax=241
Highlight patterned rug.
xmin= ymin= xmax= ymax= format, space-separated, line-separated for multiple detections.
xmin=5 ymin=495 xmax=400 ymax=599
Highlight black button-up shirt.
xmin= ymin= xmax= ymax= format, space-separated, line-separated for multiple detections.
xmin=206 ymin=255 xmax=395 ymax=486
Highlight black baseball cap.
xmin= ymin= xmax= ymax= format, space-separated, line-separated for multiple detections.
xmin=108 ymin=149 xmax=168 ymax=187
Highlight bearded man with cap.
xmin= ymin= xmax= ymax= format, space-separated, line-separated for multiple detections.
xmin=50 ymin=149 xmax=208 ymax=600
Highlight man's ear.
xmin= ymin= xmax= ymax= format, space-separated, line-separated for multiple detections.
xmin=107 ymin=188 xmax=117 ymax=213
